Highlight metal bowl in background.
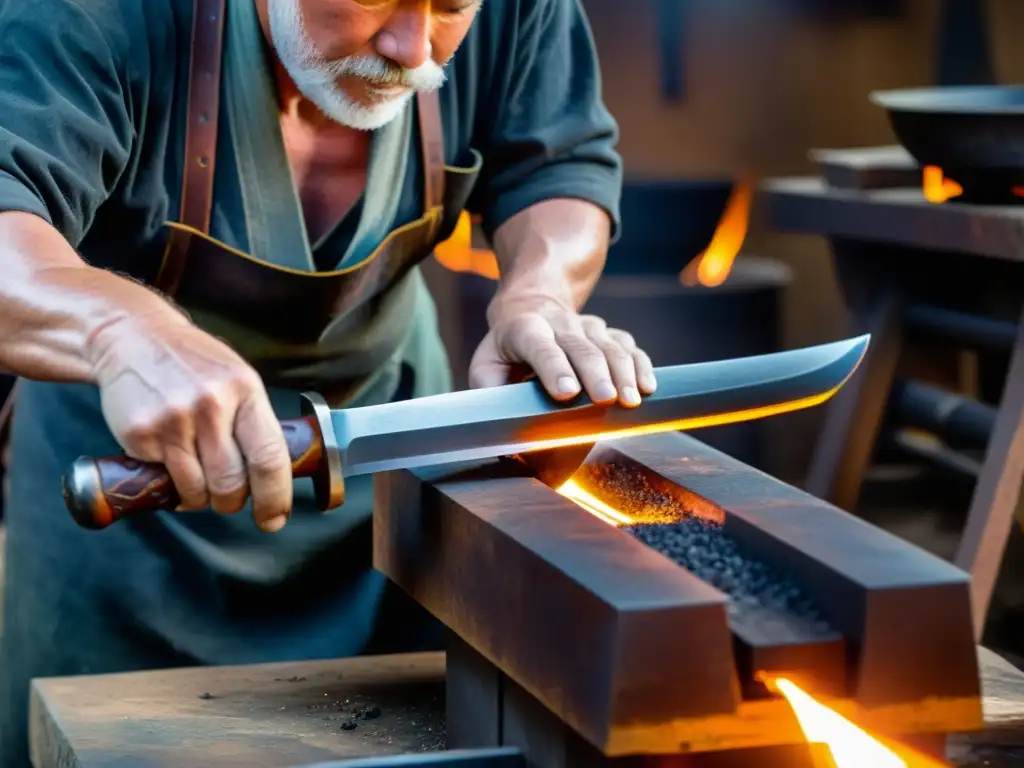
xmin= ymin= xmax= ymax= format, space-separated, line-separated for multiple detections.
xmin=870 ymin=85 xmax=1024 ymax=202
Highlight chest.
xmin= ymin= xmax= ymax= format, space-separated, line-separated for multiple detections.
xmin=280 ymin=120 xmax=372 ymax=244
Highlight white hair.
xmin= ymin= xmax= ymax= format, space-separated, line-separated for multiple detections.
xmin=267 ymin=0 xmax=448 ymax=130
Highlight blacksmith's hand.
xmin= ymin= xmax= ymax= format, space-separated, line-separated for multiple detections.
xmin=466 ymin=200 xmax=656 ymax=406
xmin=87 ymin=309 xmax=293 ymax=533
xmin=469 ymin=298 xmax=657 ymax=407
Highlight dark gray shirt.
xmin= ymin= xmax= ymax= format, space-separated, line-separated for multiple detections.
xmin=0 ymin=0 xmax=621 ymax=672
xmin=0 ymin=0 xmax=622 ymax=271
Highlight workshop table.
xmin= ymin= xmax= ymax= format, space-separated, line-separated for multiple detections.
xmin=27 ymin=647 xmax=1024 ymax=768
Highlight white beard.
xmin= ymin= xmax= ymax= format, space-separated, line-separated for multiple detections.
xmin=267 ymin=0 xmax=448 ymax=131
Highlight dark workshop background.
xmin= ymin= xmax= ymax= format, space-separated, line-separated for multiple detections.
xmin=423 ymin=0 xmax=1024 ymax=486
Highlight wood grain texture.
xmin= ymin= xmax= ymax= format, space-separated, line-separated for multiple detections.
xmin=955 ymin=304 xmax=1024 ymax=639
xmin=373 ymin=459 xmax=740 ymax=756
xmin=64 ymin=415 xmax=323 ymax=529
xmin=29 ymin=652 xmax=446 ymax=768
xmin=26 ymin=646 xmax=1024 ymax=768
xmin=761 ymin=176 xmax=1024 ymax=262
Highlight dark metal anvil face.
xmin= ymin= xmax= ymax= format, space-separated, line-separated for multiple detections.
xmin=373 ymin=433 xmax=983 ymax=757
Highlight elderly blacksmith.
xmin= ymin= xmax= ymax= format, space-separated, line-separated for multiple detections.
xmin=0 ymin=0 xmax=654 ymax=763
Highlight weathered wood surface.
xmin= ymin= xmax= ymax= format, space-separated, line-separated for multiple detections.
xmin=25 ymin=632 xmax=1024 ymax=767
xmin=950 ymin=647 xmax=1024 ymax=767
xmin=761 ymin=176 xmax=1024 ymax=262
xmin=954 ymin=303 xmax=1024 ymax=640
xmin=30 ymin=652 xmax=447 ymax=768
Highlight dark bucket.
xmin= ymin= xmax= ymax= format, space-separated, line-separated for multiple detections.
xmin=605 ymin=179 xmax=734 ymax=275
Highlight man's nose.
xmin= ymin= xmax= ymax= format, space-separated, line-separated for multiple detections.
xmin=375 ymin=5 xmax=432 ymax=71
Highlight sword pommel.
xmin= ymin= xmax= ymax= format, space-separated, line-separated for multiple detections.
xmin=61 ymin=392 xmax=345 ymax=530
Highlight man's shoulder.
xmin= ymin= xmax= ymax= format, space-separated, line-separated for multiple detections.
xmin=473 ymin=0 xmax=558 ymax=29
xmin=0 ymin=0 xmax=183 ymax=62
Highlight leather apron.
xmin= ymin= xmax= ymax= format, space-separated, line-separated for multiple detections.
xmin=160 ymin=0 xmax=480 ymax=394
xmin=0 ymin=1 xmax=481 ymax=765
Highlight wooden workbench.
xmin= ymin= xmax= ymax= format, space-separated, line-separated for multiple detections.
xmin=28 ymin=648 xmax=1024 ymax=767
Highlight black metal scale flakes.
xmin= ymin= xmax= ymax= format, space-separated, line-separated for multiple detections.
xmin=623 ymin=518 xmax=831 ymax=633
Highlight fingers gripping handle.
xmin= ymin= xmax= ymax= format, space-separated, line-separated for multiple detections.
xmin=62 ymin=392 xmax=345 ymax=531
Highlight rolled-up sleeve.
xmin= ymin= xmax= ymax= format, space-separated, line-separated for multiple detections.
xmin=469 ymin=0 xmax=623 ymax=243
xmin=0 ymin=1 xmax=134 ymax=247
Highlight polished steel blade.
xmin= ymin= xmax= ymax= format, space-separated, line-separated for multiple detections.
xmin=330 ymin=334 xmax=870 ymax=478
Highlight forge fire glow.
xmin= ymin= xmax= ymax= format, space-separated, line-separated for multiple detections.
xmin=556 ymin=479 xmax=633 ymax=526
xmin=681 ymin=180 xmax=752 ymax=288
xmin=560 ymin=477 xmax=951 ymax=767
xmin=770 ymin=676 xmax=907 ymax=767
xmin=922 ymin=166 xmax=962 ymax=204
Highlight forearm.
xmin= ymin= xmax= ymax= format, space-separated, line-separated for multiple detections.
xmin=488 ymin=198 xmax=610 ymax=321
xmin=0 ymin=211 xmax=186 ymax=383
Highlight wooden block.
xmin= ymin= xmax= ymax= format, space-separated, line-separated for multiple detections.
xmin=373 ymin=460 xmax=741 ymax=756
xmin=601 ymin=433 xmax=980 ymax=714
xmin=809 ymin=145 xmax=921 ymax=191
xmin=297 ymin=750 xmax=524 ymax=768
xmin=26 ymin=646 xmax=1024 ymax=767
xmin=30 ymin=652 xmax=447 ymax=768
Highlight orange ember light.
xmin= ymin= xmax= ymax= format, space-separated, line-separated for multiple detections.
xmin=516 ymin=381 xmax=849 ymax=460
xmin=764 ymin=675 xmax=951 ymax=767
xmin=556 ymin=459 xmax=947 ymax=765
xmin=681 ymin=181 xmax=753 ymax=288
xmin=556 ymin=479 xmax=633 ymax=526
xmin=922 ymin=166 xmax=962 ymax=204
xmin=434 ymin=210 xmax=500 ymax=279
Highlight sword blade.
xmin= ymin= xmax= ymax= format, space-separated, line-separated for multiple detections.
xmin=332 ymin=334 xmax=870 ymax=478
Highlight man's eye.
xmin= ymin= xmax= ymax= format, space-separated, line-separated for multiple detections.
xmin=437 ymin=0 xmax=479 ymax=15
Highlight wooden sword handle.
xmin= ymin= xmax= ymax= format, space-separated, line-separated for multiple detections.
xmin=63 ymin=393 xmax=345 ymax=530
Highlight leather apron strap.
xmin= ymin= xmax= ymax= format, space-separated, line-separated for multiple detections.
xmin=162 ymin=0 xmax=445 ymax=285
xmin=417 ymin=89 xmax=446 ymax=222
xmin=157 ymin=0 xmax=226 ymax=295
xmin=180 ymin=0 xmax=227 ymax=233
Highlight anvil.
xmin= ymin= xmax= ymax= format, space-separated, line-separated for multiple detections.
xmin=62 ymin=335 xmax=869 ymax=530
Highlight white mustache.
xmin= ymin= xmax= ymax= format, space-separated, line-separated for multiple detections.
xmin=308 ymin=54 xmax=447 ymax=92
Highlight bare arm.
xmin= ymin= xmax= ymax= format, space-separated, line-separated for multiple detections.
xmin=0 ymin=211 xmax=293 ymax=532
xmin=489 ymin=198 xmax=609 ymax=315
xmin=469 ymin=199 xmax=656 ymax=405
xmin=0 ymin=211 xmax=187 ymax=382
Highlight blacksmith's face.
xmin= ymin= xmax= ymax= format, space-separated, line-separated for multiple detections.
xmin=262 ymin=0 xmax=479 ymax=130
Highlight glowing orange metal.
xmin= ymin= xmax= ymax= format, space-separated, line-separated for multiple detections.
xmin=517 ymin=379 xmax=849 ymax=456
xmin=557 ymin=479 xmax=633 ymax=526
